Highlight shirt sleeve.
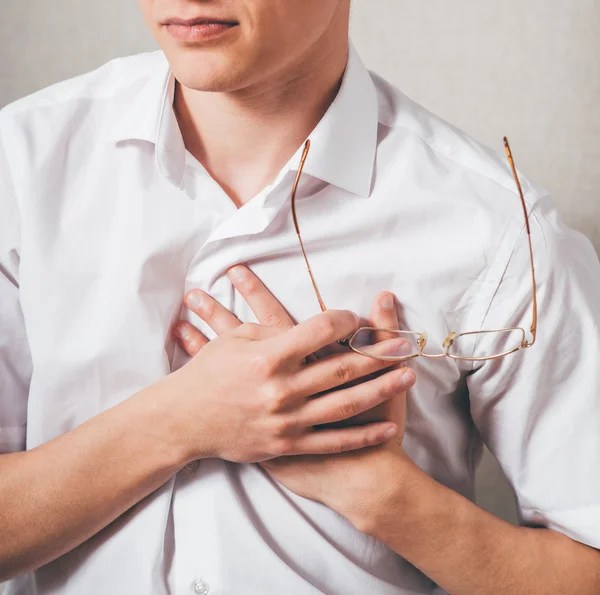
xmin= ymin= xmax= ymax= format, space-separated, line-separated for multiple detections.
xmin=0 ymin=112 xmax=32 ymax=454
xmin=467 ymin=194 xmax=600 ymax=549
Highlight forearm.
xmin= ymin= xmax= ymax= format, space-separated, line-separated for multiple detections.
xmin=348 ymin=456 xmax=600 ymax=595
xmin=0 ymin=381 xmax=188 ymax=581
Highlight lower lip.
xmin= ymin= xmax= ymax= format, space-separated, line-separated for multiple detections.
xmin=165 ymin=22 xmax=238 ymax=43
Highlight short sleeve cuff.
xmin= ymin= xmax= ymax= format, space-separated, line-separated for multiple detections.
xmin=522 ymin=505 xmax=600 ymax=550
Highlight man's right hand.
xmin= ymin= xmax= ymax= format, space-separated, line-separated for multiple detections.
xmin=0 ymin=266 xmax=413 ymax=581
xmin=159 ymin=267 xmax=413 ymax=465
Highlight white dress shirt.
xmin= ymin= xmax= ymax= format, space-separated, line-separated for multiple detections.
xmin=1 ymin=43 xmax=599 ymax=595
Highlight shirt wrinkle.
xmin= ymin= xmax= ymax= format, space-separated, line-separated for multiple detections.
xmin=1 ymin=43 xmax=599 ymax=595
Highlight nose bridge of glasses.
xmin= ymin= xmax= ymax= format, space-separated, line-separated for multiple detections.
xmin=416 ymin=332 xmax=452 ymax=358
xmin=419 ymin=331 xmax=456 ymax=358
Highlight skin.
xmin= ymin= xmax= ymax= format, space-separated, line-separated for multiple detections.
xmin=2 ymin=1 xmax=598 ymax=590
xmin=138 ymin=0 xmax=351 ymax=205
xmin=0 ymin=288 xmax=408 ymax=580
xmin=176 ymin=266 xmax=600 ymax=595
xmin=0 ymin=1 xmax=399 ymax=581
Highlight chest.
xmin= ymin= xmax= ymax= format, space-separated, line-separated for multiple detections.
xmin=17 ymin=168 xmax=482 ymax=447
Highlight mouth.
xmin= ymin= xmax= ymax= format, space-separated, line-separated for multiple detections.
xmin=162 ymin=17 xmax=239 ymax=43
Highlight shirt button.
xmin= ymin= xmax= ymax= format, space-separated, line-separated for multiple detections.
xmin=193 ymin=578 xmax=210 ymax=594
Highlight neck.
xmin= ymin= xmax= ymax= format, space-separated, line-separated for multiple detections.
xmin=174 ymin=38 xmax=349 ymax=207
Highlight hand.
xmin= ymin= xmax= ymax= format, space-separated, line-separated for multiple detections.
xmin=259 ymin=288 xmax=414 ymax=523
xmin=167 ymin=266 xmax=415 ymax=465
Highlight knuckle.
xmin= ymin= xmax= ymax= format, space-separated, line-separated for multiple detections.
xmin=272 ymin=437 xmax=295 ymax=456
xmin=262 ymin=381 xmax=288 ymax=413
xmin=382 ymin=373 xmax=403 ymax=398
xmin=261 ymin=380 xmax=280 ymax=404
xmin=338 ymin=399 xmax=358 ymax=420
xmin=316 ymin=317 xmax=337 ymax=341
xmin=240 ymin=276 xmax=260 ymax=296
xmin=250 ymin=350 xmax=277 ymax=377
xmin=335 ymin=361 xmax=353 ymax=384
xmin=338 ymin=309 xmax=360 ymax=330
xmin=324 ymin=439 xmax=344 ymax=455
xmin=239 ymin=322 xmax=261 ymax=338
xmin=262 ymin=311 xmax=285 ymax=328
xmin=271 ymin=415 xmax=293 ymax=438
xmin=376 ymin=357 xmax=393 ymax=371
xmin=361 ymin=432 xmax=374 ymax=449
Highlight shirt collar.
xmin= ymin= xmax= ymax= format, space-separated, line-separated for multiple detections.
xmin=110 ymin=52 xmax=186 ymax=189
xmin=110 ymin=43 xmax=379 ymax=197
xmin=293 ymin=43 xmax=379 ymax=197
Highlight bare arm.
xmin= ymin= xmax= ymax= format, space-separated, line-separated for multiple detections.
xmin=0 ymin=385 xmax=185 ymax=581
xmin=0 ymin=272 xmax=407 ymax=581
xmin=347 ymin=455 xmax=600 ymax=595
xmin=176 ymin=268 xmax=600 ymax=595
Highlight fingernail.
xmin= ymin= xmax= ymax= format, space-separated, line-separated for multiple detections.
xmin=379 ymin=294 xmax=395 ymax=310
xmin=401 ymin=369 xmax=416 ymax=388
xmin=384 ymin=426 xmax=398 ymax=439
xmin=228 ymin=266 xmax=245 ymax=282
xmin=185 ymin=291 xmax=204 ymax=310
xmin=174 ymin=324 xmax=189 ymax=340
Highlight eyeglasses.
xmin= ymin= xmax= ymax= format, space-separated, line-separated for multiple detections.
xmin=290 ymin=137 xmax=537 ymax=362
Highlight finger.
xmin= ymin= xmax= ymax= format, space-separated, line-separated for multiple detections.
xmin=368 ymin=292 xmax=416 ymax=361
xmin=371 ymin=292 xmax=400 ymax=338
xmin=290 ymin=344 xmax=406 ymax=398
xmin=291 ymin=422 xmax=399 ymax=455
xmin=370 ymin=292 xmax=411 ymax=430
xmin=184 ymin=289 xmax=241 ymax=335
xmin=172 ymin=322 xmax=209 ymax=357
xmin=271 ymin=309 xmax=360 ymax=361
xmin=235 ymin=321 xmax=288 ymax=341
xmin=228 ymin=266 xmax=294 ymax=329
xmin=300 ymin=366 xmax=416 ymax=426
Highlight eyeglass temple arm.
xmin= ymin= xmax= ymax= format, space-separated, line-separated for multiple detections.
xmin=292 ymin=138 xmax=536 ymax=347
xmin=504 ymin=137 xmax=538 ymax=347
xmin=291 ymin=140 xmax=328 ymax=313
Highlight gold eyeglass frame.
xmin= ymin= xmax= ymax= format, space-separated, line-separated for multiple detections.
xmin=290 ymin=137 xmax=538 ymax=363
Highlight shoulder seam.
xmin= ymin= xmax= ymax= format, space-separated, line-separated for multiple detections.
xmin=1 ymin=52 xmax=163 ymax=116
xmin=370 ymin=72 xmax=541 ymax=204
xmin=380 ymin=115 xmax=540 ymax=205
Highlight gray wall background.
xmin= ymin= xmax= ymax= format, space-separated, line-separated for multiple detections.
xmin=1 ymin=0 xmax=598 ymax=588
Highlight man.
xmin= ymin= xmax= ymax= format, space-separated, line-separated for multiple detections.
xmin=0 ymin=0 xmax=599 ymax=593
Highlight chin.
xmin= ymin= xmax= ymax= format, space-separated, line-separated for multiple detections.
xmin=160 ymin=29 xmax=253 ymax=92
xmin=173 ymin=70 xmax=241 ymax=93
xmin=161 ymin=40 xmax=257 ymax=93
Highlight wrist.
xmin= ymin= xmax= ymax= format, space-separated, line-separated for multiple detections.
xmin=342 ymin=449 xmax=419 ymax=538
xmin=131 ymin=376 xmax=203 ymax=469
